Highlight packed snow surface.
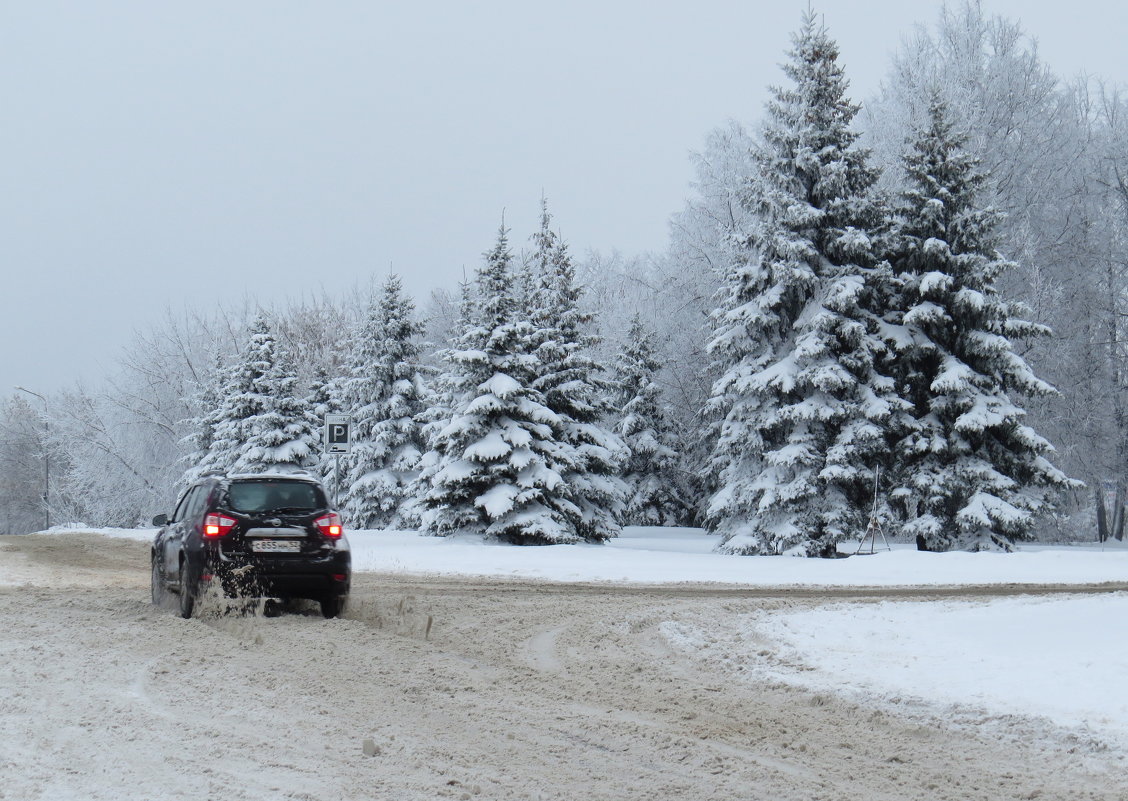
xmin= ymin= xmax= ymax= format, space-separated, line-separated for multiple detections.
xmin=11 ymin=525 xmax=1128 ymax=755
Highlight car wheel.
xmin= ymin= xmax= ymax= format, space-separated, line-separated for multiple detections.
xmin=320 ymin=593 xmax=345 ymax=619
xmin=151 ymin=555 xmax=166 ymax=606
xmin=178 ymin=561 xmax=196 ymax=619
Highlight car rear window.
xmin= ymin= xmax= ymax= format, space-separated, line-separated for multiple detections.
xmin=227 ymin=481 xmax=322 ymax=513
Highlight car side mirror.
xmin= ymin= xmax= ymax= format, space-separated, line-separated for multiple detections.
xmin=152 ymin=513 xmax=168 ymax=527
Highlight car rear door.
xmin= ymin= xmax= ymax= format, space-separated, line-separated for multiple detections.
xmin=162 ymin=486 xmax=200 ymax=578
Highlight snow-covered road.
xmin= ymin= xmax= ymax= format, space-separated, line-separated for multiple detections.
xmin=1 ymin=531 xmax=1125 ymax=800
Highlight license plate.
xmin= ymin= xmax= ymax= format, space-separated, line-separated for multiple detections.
xmin=251 ymin=539 xmax=301 ymax=553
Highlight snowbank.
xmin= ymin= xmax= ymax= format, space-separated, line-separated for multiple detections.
xmin=345 ymin=527 xmax=1128 ymax=587
xmin=25 ymin=524 xmax=1128 ymax=587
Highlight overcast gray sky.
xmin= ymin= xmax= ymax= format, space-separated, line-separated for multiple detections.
xmin=2 ymin=0 xmax=1125 ymax=396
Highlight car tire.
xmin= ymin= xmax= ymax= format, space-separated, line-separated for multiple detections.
xmin=320 ymin=594 xmax=345 ymax=619
xmin=151 ymin=555 xmax=165 ymax=606
xmin=178 ymin=561 xmax=196 ymax=619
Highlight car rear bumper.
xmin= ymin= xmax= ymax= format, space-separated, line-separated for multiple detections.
xmin=204 ymin=547 xmax=351 ymax=600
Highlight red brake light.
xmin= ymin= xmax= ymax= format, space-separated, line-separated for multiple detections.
xmin=316 ymin=512 xmax=343 ymax=538
xmin=203 ymin=513 xmax=237 ymax=538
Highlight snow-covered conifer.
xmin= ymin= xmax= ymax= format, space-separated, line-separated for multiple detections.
xmin=194 ymin=343 xmax=260 ymax=479
xmin=890 ymin=96 xmax=1075 ymax=551
xmin=307 ymin=365 xmax=342 ymax=421
xmin=613 ymin=315 xmax=692 ymax=525
xmin=180 ymin=353 xmax=229 ymax=487
xmin=231 ymin=318 xmax=321 ymax=474
xmin=197 ymin=314 xmax=319 ymax=477
xmin=338 ymin=275 xmax=431 ymax=529
xmin=411 ymin=279 xmax=473 ymax=525
xmin=706 ymin=13 xmax=901 ymax=556
xmin=418 ymin=225 xmax=580 ymax=544
xmin=524 ymin=200 xmax=627 ymax=540
xmin=304 ymin=365 xmax=340 ymax=482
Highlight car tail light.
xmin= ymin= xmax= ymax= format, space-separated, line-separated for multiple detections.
xmin=203 ymin=513 xmax=237 ymax=538
xmin=315 ymin=512 xmax=343 ymax=538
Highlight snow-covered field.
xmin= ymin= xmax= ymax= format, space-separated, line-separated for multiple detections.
xmin=11 ymin=524 xmax=1128 ymax=754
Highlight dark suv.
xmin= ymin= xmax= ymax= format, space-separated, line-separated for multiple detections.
xmin=151 ymin=472 xmax=350 ymax=618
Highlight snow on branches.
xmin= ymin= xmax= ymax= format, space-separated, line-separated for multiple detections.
xmin=705 ymin=12 xmax=901 ymax=557
xmin=888 ymin=96 xmax=1076 ymax=551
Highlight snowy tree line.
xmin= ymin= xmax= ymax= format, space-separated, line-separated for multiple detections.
xmin=1 ymin=3 xmax=1122 ymax=551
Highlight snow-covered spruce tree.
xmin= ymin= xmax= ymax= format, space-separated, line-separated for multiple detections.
xmin=307 ymin=364 xmax=341 ymax=421
xmin=613 ymin=314 xmax=692 ymax=525
xmin=192 ymin=347 xmax=256 ymax=480
xmin=198 ymin=314 xmax=319 ymax=476
xmin=179 ymin=352 xmax=229 ymax=487
xmin=305 ymin=364 xmax=341 ymax=484
xmin=890 ymin=96 xmax=1075 ymax=551
xmin=338 ymin=275 xmax=431 ymax=529
xmin=705 ymin=13 xmax=902 ymax=557
xmin=411 ymin=280 xmax=471 ymax=521
xmin=231 ymin=318 xmax=321 ymax=474
xmin=524 ymin=200 xmax=627 ymax=541
xmin=418 ymin=225 xmax=580 ymax=544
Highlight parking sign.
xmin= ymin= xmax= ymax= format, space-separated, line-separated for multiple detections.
xmin=324 ymin=414 xmax=352 ymax=454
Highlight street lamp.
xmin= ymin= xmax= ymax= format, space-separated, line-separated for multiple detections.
xmin=14 ymin=386 xmax=49 ymax=531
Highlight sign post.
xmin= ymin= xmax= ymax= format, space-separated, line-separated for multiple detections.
xmin=324 ymin=414 xmax=352 ymax=507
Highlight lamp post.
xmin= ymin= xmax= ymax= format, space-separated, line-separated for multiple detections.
xmin=14 ymin=386 xmax=49 ymax=531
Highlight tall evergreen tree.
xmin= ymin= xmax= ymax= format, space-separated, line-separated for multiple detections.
xmin=411 ymin=278 xmax=475 ymax=528
xmin=307 ymin=365 xmax=342 ymax=421
xmin=890 ymin=96 xmax=1075 ymax=551
xmin=305 ymin=365 xmax=341 ymax=485
xmin=524 ymin=200 xmax=627 ymax=540
xmin=705 ymin=13 xmax=901 ymax=556
xmin=339 ymin=275 xmax=431 ymax=529
xmin=195 ymin=314 xmax=319 ymax=477
xmin=193 ymin=321 xmax=268 ymax=478
xmin=613 ymin=315 xmax=692 ymax=525
xmin=231 ymin=318 xmax=320 ymax=474
xmin=418 ymin=225 xmax=580 ymax=544
xmin=180 ymin=352 xmax=228 ymax=487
